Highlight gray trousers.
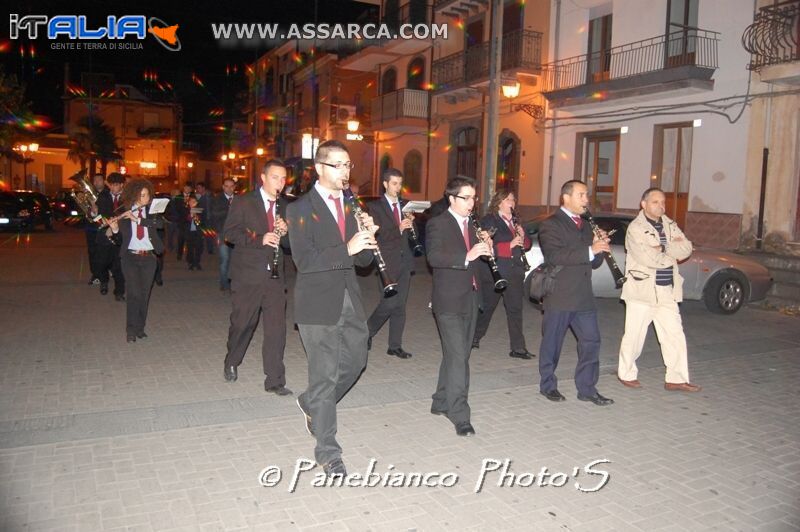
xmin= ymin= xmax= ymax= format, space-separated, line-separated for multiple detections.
xmin=367 ymin=268 xmax=411 ymax=350
xmin=298 ymin=290 xmax=368 ymax=465
xmin=432 ymin=291 xmax=479 ymax=426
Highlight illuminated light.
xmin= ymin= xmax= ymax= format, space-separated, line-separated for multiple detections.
xmin=228 ymin=152 xmax=236 ymax=160
xmin=120 ymin=166 xmax=127 ymax=174
xmin=240 ymin=165 xmax=246 ymax=170
xmin=302 ymin=133 xmax=313 ymax=159
xmin=347 ymin=120 xmax=360 ymax=132
xmin=221 ymin=154 xmax=228 ymax=161
xmin=443 ymin=144 xmax=452 ymax=152
xmin=620 ymin=126 xmax=629 ymax=134
xmin=693 ymin=119 xmax=702 ymax=127
xmin=501 ymin=81 xmax=520 ymax=99
xmin=256 ymin=148 xmax=264 ymax=156
xmin=29 ymin=143 xmax=38 ymax=153
xmin=187 ymin=162 xmax=194 ymax=168
xmin=139 ymin=161 xmax=157 ymax=169
xmin=423 ymin=82 xmax=436 ymax=90
xmin=346 ymin=133 xmax=363 ymax=141
xmin=366 ymin=81 xmax=374 ymax=88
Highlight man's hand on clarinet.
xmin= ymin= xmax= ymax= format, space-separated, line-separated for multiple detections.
xmin=347 ymin=230 xmax=377 ymax=256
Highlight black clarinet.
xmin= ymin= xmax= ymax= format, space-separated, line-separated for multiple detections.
xmin=510 ymin=208 xmax=531 ymax=271
xmin=470 ymin=213 xmax=508 ymax=291
xmin=583 ymin=209 xmax=626 ymax=288
xmin=270 ymin=213 xmax=285 ymax=280
xmin=398 ymin=195 xmax=424 ymax=256
xmin=344 ymin=187 xmax=398 ymax=297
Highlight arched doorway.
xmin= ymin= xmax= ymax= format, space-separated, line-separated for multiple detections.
xmin=381 ymin=68 xmax=397 ymax=95
xmin=380 ymin=153 xmax=393 ymax=180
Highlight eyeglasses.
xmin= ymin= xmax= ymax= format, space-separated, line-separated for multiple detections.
xmin=454 ymin=194 xmax=478 ymax=202
xmin=319 ymin=161 xmax=355 ymax=170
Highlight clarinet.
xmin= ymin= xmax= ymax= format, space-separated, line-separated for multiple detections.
xmin=510 ymin=208 xmax=531 ymax=271
xmin=470 ymin=213 xmax=509 ymax=291
xmin=583 ymin=209 xmax=626 ymax=288
xmin=344 ymin=187 xmax=398 ymax=297
xmin=270 ymin=213 xmax=286 ymax=279
xmin=398 ymin=195 xmax=424 ymax=256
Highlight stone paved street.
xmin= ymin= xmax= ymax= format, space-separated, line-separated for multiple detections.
xmin=1 ymin=225 xmax=799 ymax=531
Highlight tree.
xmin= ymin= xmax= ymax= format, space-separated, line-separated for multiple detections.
xmin=68 ymin=114 xmax=120 ymax=177
xmin=0 ymin=67 xmax=33 ymax=169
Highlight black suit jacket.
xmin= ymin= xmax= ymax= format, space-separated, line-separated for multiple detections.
xmin=538 ymin=209 xmax=603 ymax=311
xmin=210 ymin=193 xmax=233 ymax=235
xmin=94 ymin=189 xmax=120 ymax=246
xmin=367 ymin=197 xmax=415 ymax=279
xmin=223 ymin=191 xmax=289 ymax=283
xmin=287 ymin=188 xmax=373 ymax=325
xmin=426 ymin=211 xmax=483 ymax=314
xmin=113 ymin=207 xmax=164 ymax=255
xmin=479 ymin=213 xmax=531 ymax=279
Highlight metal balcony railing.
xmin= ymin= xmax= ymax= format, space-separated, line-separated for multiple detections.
xmin=371 ymin=89 xmax=429 ymax=123
xmin=743 ymin=0 xmax=800 ymax=71
xmin=542 ymin=29 xmax=719 ymax=92
xmin=432 ymin=29 xmax=543 ymax=89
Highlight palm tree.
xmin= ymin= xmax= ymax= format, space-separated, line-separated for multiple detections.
xmin=67 ymin=115 xmax=120 ymax=177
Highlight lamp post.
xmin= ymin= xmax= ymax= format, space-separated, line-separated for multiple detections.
xmin=15 ymin=142 xmax=39 ymax=189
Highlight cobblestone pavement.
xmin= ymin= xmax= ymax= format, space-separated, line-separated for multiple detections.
xmin=1 ymin=225 xmax=798 ymax=531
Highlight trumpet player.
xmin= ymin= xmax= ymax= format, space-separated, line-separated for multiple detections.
xmin=286 ymin=140 xmax=377 ymax=478
xmin=222 ymin=159 xmax=291 ymax=396
xmin=106 ymin=178 xmax=163 ymax=343
xmin=472 ymin=190 xmax=534 ymax=360
xmin=94 ymin=172 xmax=126 ymax=301
xmin=426 ymin=177 xmax=493 ymax=437
xmin=366 ymin=168 xmax=416 ymax=360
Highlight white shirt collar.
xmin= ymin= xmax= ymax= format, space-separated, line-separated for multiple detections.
xmin=560 ymin=206 xmax=580 ymax=218
xmin=448 ymin=207 xmax=470 ymax=226
xmin=314 ymin=181 xmax=340 ymax=200
xmin=384 ymin=193 xmax=399 ymax=206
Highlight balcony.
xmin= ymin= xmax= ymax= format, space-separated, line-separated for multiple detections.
xmin=371 ymin=89 xmax=429 ymax=132
xmin=542 ymin=29 xmax=719 ymax=108
xmin=432 ymin=29 xmax=543 ymax=94
xmin=743 ymin=0 xmax=800 ymax=84
xmin=435 ymin=0 xmax=487 ymax=18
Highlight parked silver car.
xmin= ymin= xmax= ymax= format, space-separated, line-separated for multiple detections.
xmin=523 ymin=213 xmax=772 ymax=314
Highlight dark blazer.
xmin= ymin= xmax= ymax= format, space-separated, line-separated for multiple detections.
xmin=210 ymin=193 xmax=233 ymax=235
xmin=113 ymin=208 xmax=164 ymax=255
xmin=196 ymin=192 xmax=212 ymax=225
xmin=367 ymin=196 xmax=415 ymax=279
xmin=167 ymin=194 xmax=191 ymax=232
xmin=94 ymin=189 xmax=120 ymax=246
xmin=223 ymin=190 xmax=289 ymax=283
xmin=538 ymin=209 xmax=603 ymax=311
xmin=479 ymin=213 xmax=531 ymax=279
xmin=287 ymin=187 xmax=373 ymax=325
xmin=426 ymin=211 xmax=483 ymax=314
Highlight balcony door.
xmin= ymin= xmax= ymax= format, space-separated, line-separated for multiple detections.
xmin=587 ymin=14 xmax=612 ymax=84
xmin=665 ymin=0 xmax=699 ymax=67
xmin=464 ymin=18 xmax=484 ymax=81
xmin=582 ymin=135 xmax=618 ymax=212
xmin=654 ymin=123 xmax=692 ymax=227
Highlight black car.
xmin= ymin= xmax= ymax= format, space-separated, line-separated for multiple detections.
xmin=13 ymin=190 xmax=54 ymax=230
xmin=0 ymin=191 xmax=33 ymax=231
xmin=51 ymin=189 xmax=86 ymax=223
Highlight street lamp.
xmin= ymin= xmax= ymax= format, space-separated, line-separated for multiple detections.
xmin=15 ymin=142 xmax=39 ymax=189
xmin=501 ymin=80 xmax=520 ymax=112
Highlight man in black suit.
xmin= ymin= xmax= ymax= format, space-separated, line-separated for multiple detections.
xmin=287 ymin=140 xmax=377 ymax=478
xmin=169 ymin=182 xmax=193 ymax=261
xmin=210 ymin=178 xmax=236 ymax=291
xmin=366 ymin=168 xmax=416 ymax=359
xmin=93 ymin=173 xmax=126 ymax=301
xmin=195 ymin=182 xmax=214 ymax=255
xmin=426 ymin=176 xmax=492 ymax=437
xmin=538 ymin=180 xmax=614 ymax=406
xmin=222 ymin=160 xmax=291 ymax=395
xmin=472 ymin=189 xmax=534 ymax=359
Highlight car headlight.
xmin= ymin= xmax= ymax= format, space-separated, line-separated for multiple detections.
xmin=70 ymin=210 xmax=79 ymax=216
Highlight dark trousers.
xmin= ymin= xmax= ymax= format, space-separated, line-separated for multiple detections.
xmin=185 ymin=230 xmax=203 ymax=267
xmin=367 ymin=268 xmax=411 ymax=350
xmin=86 ymin=229 xmax=100 ymax=278
xmin=154 ymin=229 xmax=165 ymax=283
xmin=473 ymin=270 xmax=526 ymax=352
xmin=176 ymin=229 xmax=187 ymax=260
xmin=225 ymin=277 xmax=287 ymax=388
xmin=298 ymin=290 xmax=368 ymax=465
xmin=120 ymin=253 xmax=156 ymax=336
xmin=539 ymin=309 xmax=601 ymax=397
xmin=96 ymin=243 xmax=125 ymax=296
xmin=432 ymin=291 xmax=479 ymax=426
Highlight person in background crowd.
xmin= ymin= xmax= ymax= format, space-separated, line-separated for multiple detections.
xmin=211 ymin=177 xmax=236 ymax=291
xmin=195 ymin=182 xmax=214 ymax=255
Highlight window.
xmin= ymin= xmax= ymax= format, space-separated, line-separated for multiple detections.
xmin=587 ymin=13 xmax=612 ymax=83
xmin=581 ymin=135 xmax=619 ymax=212
xmin=403 ymin=150 xmax=423 ymax=193
xmin=497 ymin=135 xmax=520 ymax=197
xmin=666 ymin=0 xmax=699 ymax=67
xmin=455 ymin=127 xmax=479 ymax=179
xmin=142 ymin=112 xmax=159 ymax=128
xmin=380 ymin=154 xmax=393 ymax=178
xmin=381 ymin=68 xmax=397 ymax=95
xmin=407 ymin=57 xmax=425 ymax=90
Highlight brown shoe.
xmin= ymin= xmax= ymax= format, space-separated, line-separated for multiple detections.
xmin=665 ymin=382 xmax=701 ymax=392
xmin=618 ymin=377 xmax=642 ymax=388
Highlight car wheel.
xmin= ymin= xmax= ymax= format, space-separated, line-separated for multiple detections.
xmin=704 ymin=272 xmax=746 ymax=314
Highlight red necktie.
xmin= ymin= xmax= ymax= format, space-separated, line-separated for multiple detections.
xmin=113 ymin=195 xmax=119 ymax=211
xmin=572 ymin=215 xmax=583 ymax=230
xmin=329 ymin=194 xmax=346 ymax=241
xmin=392 ymin=202 xmax=401 ymax=227
xmin=136 ymin=209 xmax=145 ymax=239
xmin=463 ymin=219 xmax=477 ymax=290
xmin=266 ymin=199 xmax=274 ymax=232
xmin=503 ymin=216 xmax=515 ymax=235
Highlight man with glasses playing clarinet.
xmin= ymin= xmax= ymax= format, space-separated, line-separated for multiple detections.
xmin=287 ymin=140 xmax=378 ymax=478
xmin=222 ymin=159 xmax=291 ymax=396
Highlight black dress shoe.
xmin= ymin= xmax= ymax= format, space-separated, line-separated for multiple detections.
xmin=126 ymin=335 xmax=136 ymax=343
xmin=265 ymin=384 xmax=293 ymax=396
xmin=224 ymin=365 xmax=237 ymax=382
xmin=577 ymin=393 xmax=614 ymax=406
xmin=367 ymin=336 xmax=372 ymax=350
xmin=387 ymin=347 xmax=412 ymax=359
xmin=296 ymin=397 xmax=314 ymax=436
xmin=115 ymin=294 xmax=125 ymax=302
xmin=430 ymin=407 xmax=447 ymax=416
xmin=322 ymin=458 xmax=347 ymax=478
xmin=154 ymin=278 xmax=163 ymax=286
xmin=136 ymin=332 xmax=147 ymax=339
xmin=509 ymin=349 xmax=534 ymax=359
xmin=100 ymin=284 xmax=108 ymax=295
xmin=541 ymin=389 xmax=566 ymax=402
xmin=455 ymin=422 xmax=476 ymax=436
xmin=471 ymin=340 xmax=480 ymax=349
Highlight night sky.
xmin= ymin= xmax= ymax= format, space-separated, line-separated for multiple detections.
xmin=2 ymin=0 xmax=377 ymax=158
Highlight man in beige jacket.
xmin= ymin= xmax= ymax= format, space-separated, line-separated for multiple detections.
xmin=617 ymin=187 xmax=701 ymax=392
